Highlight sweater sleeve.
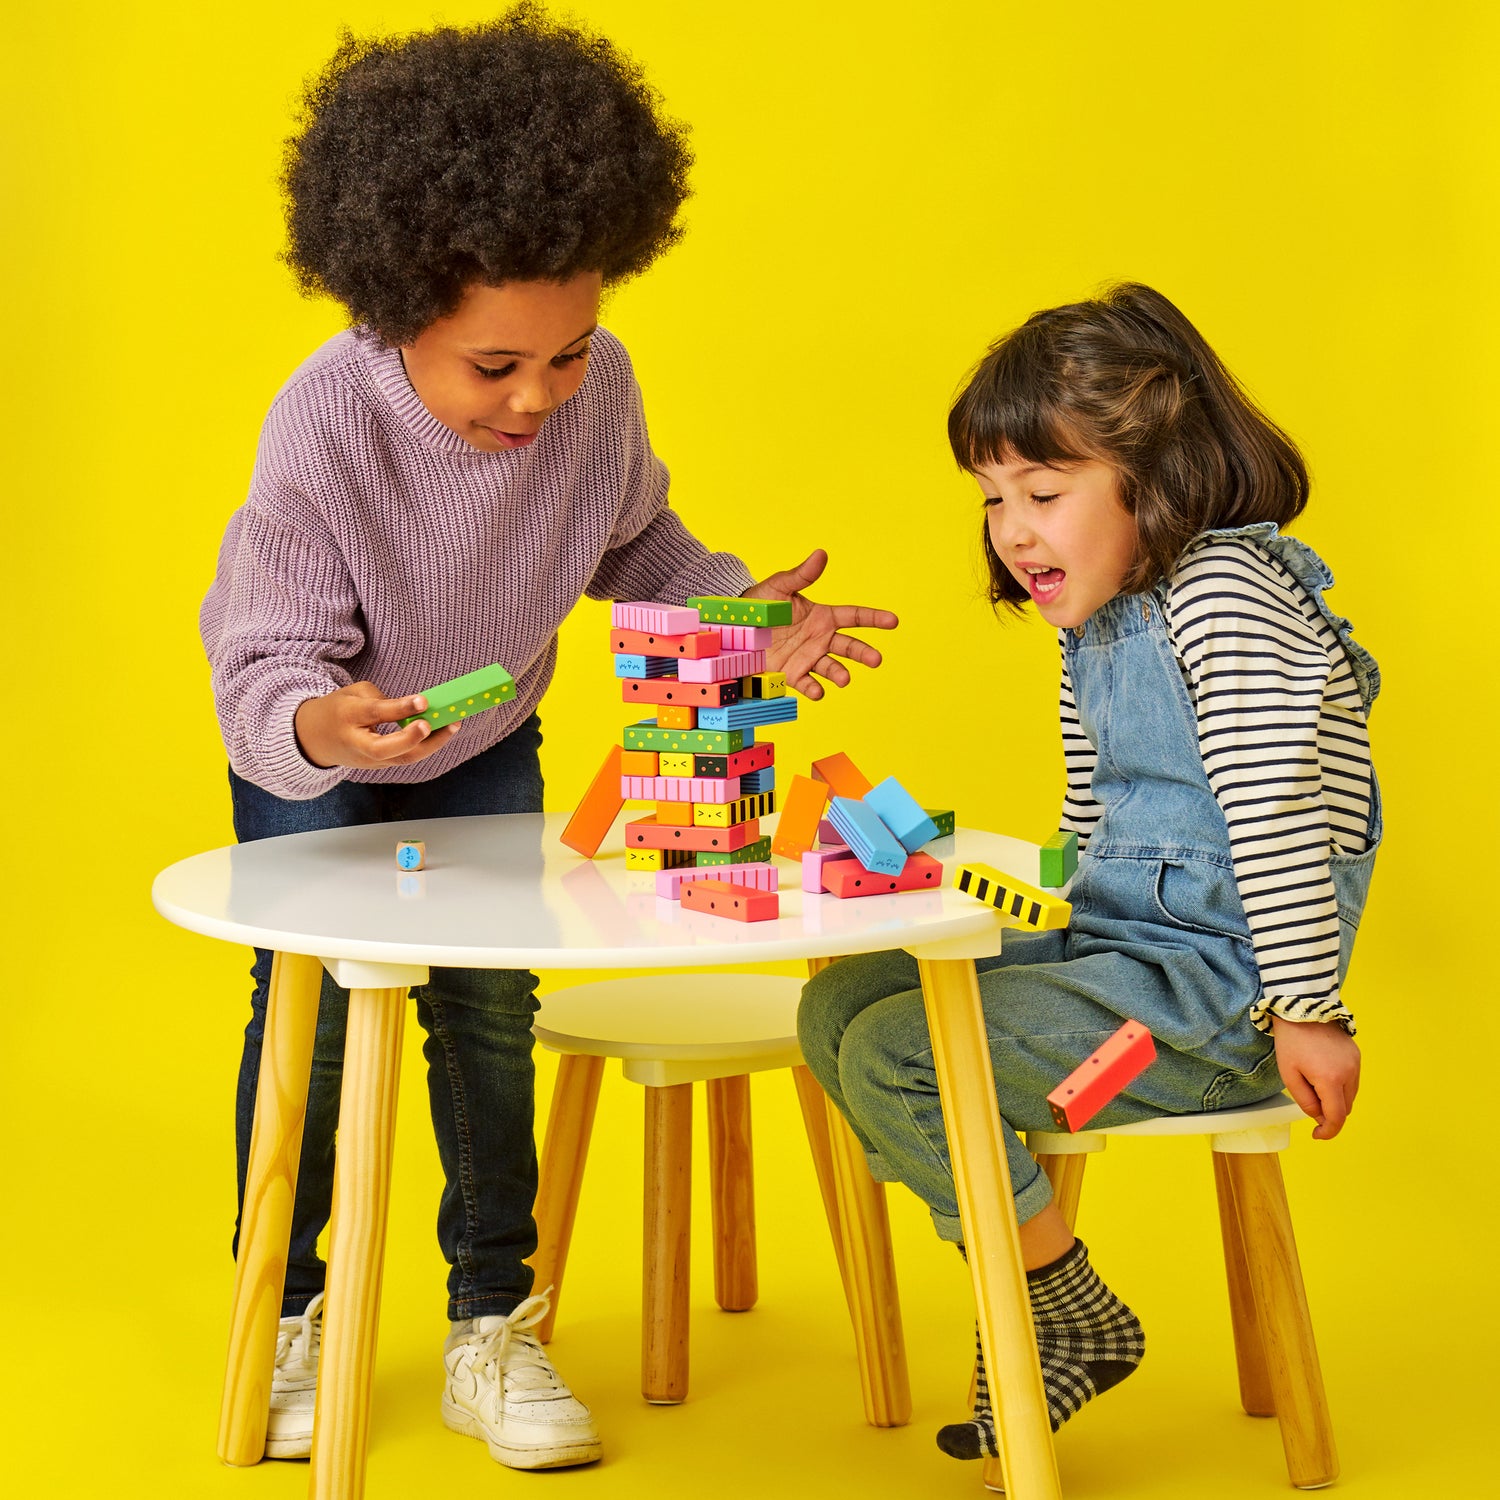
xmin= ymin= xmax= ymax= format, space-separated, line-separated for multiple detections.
xmin=1163 ymin=542 xmax=1357 ymax=1035
xmin=582 ymin=344 xmax=754 ymax=606
xmin=1059 ymin=653 xmax=1104 ymax=850
xmin=200 ymin=487 xmax=363 ymax=800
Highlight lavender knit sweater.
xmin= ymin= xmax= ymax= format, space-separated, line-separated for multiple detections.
xmin=201 ymin=327 xmax=754 ymax=800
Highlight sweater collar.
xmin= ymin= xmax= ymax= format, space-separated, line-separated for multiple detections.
xmin=357 ymin=328 xmax=515 ymax=459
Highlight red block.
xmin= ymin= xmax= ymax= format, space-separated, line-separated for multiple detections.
xmin=1045 ymin=1021 xmax=1157 ymax=1132
xmin=621 ymin=677 xmax=741 ymax=707
xmin=610 ymin=628 xmax=722 ymax=659
xmin=625 ymin=815 xmax=762 ymax=852
xmin=717 ymin=743 xmax=774 ymax=777
xmin=823 ymin=852 xmax=944 ymax=899
xmin=681 ymin=879 xmax=780 ymax=923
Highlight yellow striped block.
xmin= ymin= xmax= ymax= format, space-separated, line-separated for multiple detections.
xmin=954 ymin=862 xmax=1071 ymax=930
xmin=692 ymin=791 xmax=776 ymax=828
xmin=626 ymin=847 xmax=695 ymax=871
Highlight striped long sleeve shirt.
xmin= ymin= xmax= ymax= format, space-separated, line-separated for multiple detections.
xmin=1060 ymin=536 xmax=1374 ymax=1034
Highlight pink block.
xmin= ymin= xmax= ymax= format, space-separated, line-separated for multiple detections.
xmin=612 ymin=601 xmax=701 ymax=635
xmin=802 ymin=845 xmax=852 ymax=893
xmin=707 ymin=624 xmax=773 ymax=650
xmin=817 ymin=819 xmax=842 ymax=845
xmin=655 ymin=861 xmax=780 ymax=899
xmin=656 ymin=775 xmax=740 ymax=803
xmin=676 ymin=649 xmax=767 ymax=682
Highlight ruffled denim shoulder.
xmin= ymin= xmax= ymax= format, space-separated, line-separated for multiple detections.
xmin=1191 ymin=522 xmax=1381 ymax=712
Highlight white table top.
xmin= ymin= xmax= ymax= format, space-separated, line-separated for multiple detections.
xmin=152 ymin=812 xmax=1041 ymax=970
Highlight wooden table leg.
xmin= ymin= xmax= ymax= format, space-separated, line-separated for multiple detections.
xmin=642 ymin=1082 xmax=693 ymax=1403
xmin=707 ymin=1075 xmax=758 ymax=1312
xmin=309 ymin=986 xmax=407 ymax=1500
xmin=1212 ymin=1151 xmax=1275 ymax=1417
xmin=791 ymin=1063 xmax=849 ymax=1294
xmin=916 ymin=955 xmax=1060 ymax=1500
xmin=805 ymin=955 xmax=910 ymax=1428
xmin=532 ymin=1052 xmax=607 ymax=1343
xmin=219 ymin=950 xmax=323 ymax=1467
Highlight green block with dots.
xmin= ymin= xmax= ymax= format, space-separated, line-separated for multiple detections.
xmin=695 ymin=836 xmax=773 ymax=866
xmin=1039 ymin=830 xmax=1079 ymax=887
xmin=400 ymin=663 xmax=517 ymax=727
xmin=622 ymin=721 xmax=747 ymax=754
xmin=686 ymin=595 xmax=793 ymax=628
xmin=924 ymin=808 xmax=956 ymax=838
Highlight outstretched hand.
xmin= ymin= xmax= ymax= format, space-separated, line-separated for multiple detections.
xmin=743 ymin=549 xmax=898 ymax=700
xmin=1270 ymin=1016 xmax=1361 ymax=1140
xmin=294 ymin=681 xmax=458 ymax=769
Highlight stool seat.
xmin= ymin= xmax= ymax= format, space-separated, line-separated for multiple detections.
xmin=1026 ymin=1093 xmax=1306 ymax=1155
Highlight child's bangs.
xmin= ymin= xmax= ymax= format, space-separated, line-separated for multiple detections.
xmin=949 ymin=343 xmax=1095 ymax=475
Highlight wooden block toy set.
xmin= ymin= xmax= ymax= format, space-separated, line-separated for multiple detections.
xmin=561 ymin=598 xmax=797 ymax=919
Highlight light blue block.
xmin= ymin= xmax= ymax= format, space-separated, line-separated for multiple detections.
xmin=614 ymin=654 xmax=675 ymax=679
xmin=697 ymin=698 xmax=800 ymax=731
xmin=827 ymin=796 xmax=907 ymax=875
xmin=864 ymin=776 xmax=940 ymax=853
xmin=739 ymin=766 xmax=775 ymax=794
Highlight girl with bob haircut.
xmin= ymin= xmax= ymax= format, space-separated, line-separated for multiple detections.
xmin=800 ymin=282 xmax=1380 ymax=1465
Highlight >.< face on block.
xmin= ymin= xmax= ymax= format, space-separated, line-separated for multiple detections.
xmin=400 ymin=272 xmax=604 ymax=453
xmin=976 ymin=456 xmax=1139 ymax=629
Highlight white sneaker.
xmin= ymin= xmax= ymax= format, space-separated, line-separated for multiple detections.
xmin=441 ymin=1292 xmax=602 ymax=1469
xmin=265 ymin=1292 xmax=323 ymax=1459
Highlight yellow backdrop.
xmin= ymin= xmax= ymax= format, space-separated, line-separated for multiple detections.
xmin=4 ymin=2 xmax=1494 ymax=1496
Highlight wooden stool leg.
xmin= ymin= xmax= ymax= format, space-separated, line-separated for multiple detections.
xmin=531 ymin=1053 xmax=606 ymax=1342
xmin=707 ymin=1075 xmax=758 ymax=1311
xmin=1223 ymin=1151 xmax=1338 ymax=1488
xmin=1213 ymin=1151 xmax=1276 ymax=1417
xmin=825 ymin=1094 xmax=912 ymax=1427
xmin=219 ymin=950 xmax=323 ymax=1467
xmin=642 ymin=1082 xmax=693 ymax=1403
xmin=1034 ymin=1153 xmax=1087 ymax=1233
xmin=792 ymin=1064 xmax=849 ymax=1294
xmin=916 ymin=955 xmax=1060 ymax=1500
xmin=310 ymin=986 xmax=407 ymax=1500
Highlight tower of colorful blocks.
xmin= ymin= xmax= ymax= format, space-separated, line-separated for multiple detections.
xmin=561 ymin=597 xmax=795 ymax=879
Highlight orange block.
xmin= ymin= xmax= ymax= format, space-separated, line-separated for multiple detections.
xmin=656 ymin=800 xmax=694 ymax=825
xmin=812 ymin=751 xmax=874 ymax=799
xmin=620 ymin=749 xmax=659 ymax=775
xmin=560 ymin=745 xmax=625 ymax=858
xmin=771 ymin=774 xmax=830 ymax=860
xmin=657 ymin=704 xmax=697 ymax=729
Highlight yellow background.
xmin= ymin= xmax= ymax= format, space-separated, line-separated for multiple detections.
xmin=4 ymin=2 xmax=1495 ymax=1495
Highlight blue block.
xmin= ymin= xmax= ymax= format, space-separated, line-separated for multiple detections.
xmin=614 ymin=654 xmax=676 ymax=679
xmin=864 ymin=776 xmax=940 ymax=853
xmin=827 ymin=796 xmax=907 ymax=875
xmin=739 ymin=766 xmax=775 ymax=794
xmin=697 ymin=698 xmax=800 ymax=731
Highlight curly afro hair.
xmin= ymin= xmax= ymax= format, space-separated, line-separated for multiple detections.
xmin=281 ymin=3 xmax=693 ymax=344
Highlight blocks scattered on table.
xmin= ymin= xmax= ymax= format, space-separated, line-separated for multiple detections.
xmin=772 ymin=774 xmax=831 ymax=859
xmin=801 ymin=845 xmax=851 ymax=893
xmin=1046 ymin=1020 xmax=1156 ymax=1131
xmin=863 ymin=777 xmax=940 ymax=853
xmin=395 ymin=840 xmax=426 ymax=872
xmin=924 ymin=808 xmax=956 ymax=838
xmin=1039 ymin=830 xmax=1079 ymax=887
xmin=680 ymin=879 xmax=780 ymax=922
xmin=824 ymin=852 xmax=944 ymax=899
xmin=954 ymin=862 xmax=1071 ymax=930
xmin=610 ymin=627 xmax=721 ymax=659
xmin=656 ymin=861 xmax=779 ymax=899
xmin=826 ymin=796 xmax=907 ymax=875
xmin=400 ymin=663 xmax=517 ymax=727
xmin=687 ymin=595 xmax=794 ymax=628
xmin=811 ymin=751 xmax=874 ymax=799
xmin=560 ymin=745 xmax=625 ymax=858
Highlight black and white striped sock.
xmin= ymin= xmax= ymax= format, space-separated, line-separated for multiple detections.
xmin=937 ymin=1239 xmax=1145 ymax=1459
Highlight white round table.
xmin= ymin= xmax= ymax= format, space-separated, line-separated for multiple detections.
xmin=154 ymin=812 xmax=1063 ymax=1500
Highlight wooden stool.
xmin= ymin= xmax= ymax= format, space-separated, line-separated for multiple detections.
xmin=973 ymin=1095 xmax=1336 ymax=1491
xmin=530 ymin=972 xmax=910 ymax=1419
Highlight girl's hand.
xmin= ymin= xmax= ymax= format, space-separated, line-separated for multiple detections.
xmin=743 ymin=549 xmax=898 ymax=699
xmin=1269 ymin=1016 xmax=1361 ymax=1140
xmin=294 ymin=682 xmax=460 ymax=769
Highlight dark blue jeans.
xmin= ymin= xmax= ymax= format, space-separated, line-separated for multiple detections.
xmin=231 ymin=716 xmax=545 ymax=1320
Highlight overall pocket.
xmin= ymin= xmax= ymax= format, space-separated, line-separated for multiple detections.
xmin=1151 ymin=856 xmax=1252 ymax=944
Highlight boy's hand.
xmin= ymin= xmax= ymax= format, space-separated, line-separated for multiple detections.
xmin=294 ymin=682 xmax=459 ymax=769
xmin=744 ymin=549 xmax=898 ymax=700
xmin=1270 ymin=1016 xmax=1361 ymax=1140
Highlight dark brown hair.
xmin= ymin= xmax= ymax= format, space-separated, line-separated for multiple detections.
xmin=948 ymin=283 xmax=1309 ymax=610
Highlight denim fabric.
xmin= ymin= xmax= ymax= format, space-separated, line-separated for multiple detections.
xmin=230 ymin=716 xmax=546 ymax=1319
xmin=798 ymin=527 xmax=1381 ymax=1240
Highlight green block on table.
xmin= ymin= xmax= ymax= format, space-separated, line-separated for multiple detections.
xmin=924 ymin=808 xmax=956 ymax=838
xmin=686 ymin=595 xmax=793 ymax=628
xmin=400 ymin=663 xmax=516 ymax=726
xmin=696 ymin=836 xmax=772 ymax=866
xmin=1039 ymin=830 xmax=1079 ymax=887
xmin=623 ymin=721 xmax=747 ymax=754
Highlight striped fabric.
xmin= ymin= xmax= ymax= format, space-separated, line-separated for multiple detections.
xmin=1059 ymin=536 xmax=1374 ymax=1034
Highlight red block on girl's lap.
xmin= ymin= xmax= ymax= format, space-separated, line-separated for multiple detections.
xmin=680 ymin=879 xmax=779 ymax=923
xmin=823 ymin=852 xmax=944 ymax=899
xmin=1045 ymin=1021 xmax=1157 ymax=1132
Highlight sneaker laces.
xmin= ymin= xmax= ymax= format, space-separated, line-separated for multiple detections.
xmin=468 ymin=1291 xmax=557 ymax=1395
xmin=275 ymin=1291 xmax=324 ymax=1376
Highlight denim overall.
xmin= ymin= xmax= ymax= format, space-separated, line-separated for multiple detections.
xmin=798 ymin=524 xmax=1381 ymax=1236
